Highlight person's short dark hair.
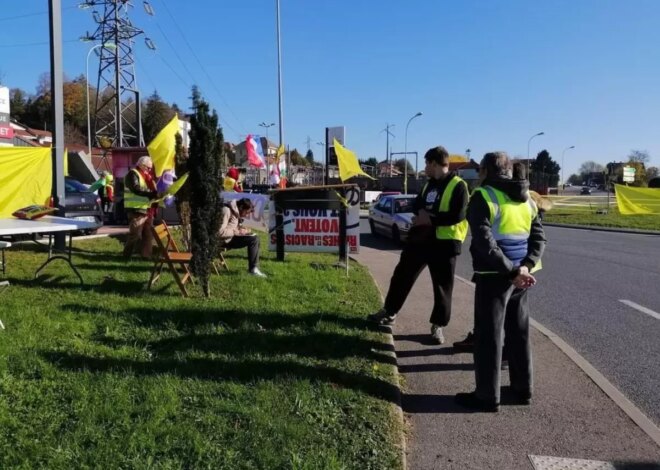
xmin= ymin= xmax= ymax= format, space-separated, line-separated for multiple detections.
xmin=236 ymin=198 xmax=253 ymax=213
xmin=512 ymin=162 xmax=527 ymax=180
xmin=424 ymin=146 xmax=450 ymax=167
xmin=480 ymin=152 xmax=512 ymax=178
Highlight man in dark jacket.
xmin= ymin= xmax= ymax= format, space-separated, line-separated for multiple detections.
xmin=367 ymin=146 xmax=469 ymax=344
xmin=455 ymin=152 xmax=546 ymax=412
xmin=123 ymin=156 xmax=159 ymax=258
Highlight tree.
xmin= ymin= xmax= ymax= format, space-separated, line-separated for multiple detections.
xmin=530 ymin=150 xmax=560 ymax=188
xmin=628 ymin=150 xmax=650 ymax=165
xmin=646 ymin=167 xmax=659 ymax=180
xmin=62 ymin=75 xmax=88 ymax=131
xmin=188 ymin=86 xmax=224 ymax=297
xmin=578 ymin=161 xmax=605 ymax=175
xmin=567 ymin=174 xmax=582 ymax=185
xmin=174 ymin=132 xmax=192 ymax=250
xmin=9 ymin=88 xmax=28 ymax=121
xmin=394 ymin=158 xmax=414 ymax=174
xmin=289 ymin=148 xmax=306 ymax=166
xmin=305 ymin=149 xmax=314 ymax=165
xmin=142 ymin=91 xmax=176 ymax=144
xmin=361 ymin=157 xmax=379 ymax=167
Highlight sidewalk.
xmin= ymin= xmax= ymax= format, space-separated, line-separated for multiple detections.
xmin=353 ymin=246 xmax=660 ymax=470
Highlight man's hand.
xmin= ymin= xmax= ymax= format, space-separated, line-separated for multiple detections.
xmin=513 ymin=266 xmax=536 ymax=289
xmin=412 ymin=209 xmax=432 ymax=226
xmin=237 ymin=226 xmax=252 ymax=236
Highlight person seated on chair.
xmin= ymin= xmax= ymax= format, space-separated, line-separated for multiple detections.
xmin=218 ymin=198 xmax=266 ymax=277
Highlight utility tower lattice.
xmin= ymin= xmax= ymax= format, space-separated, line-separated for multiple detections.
xmin=81 ymin=0 xmax=152 ymax=149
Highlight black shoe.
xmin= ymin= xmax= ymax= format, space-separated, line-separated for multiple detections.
xmin=511 ymin=390 xmax=532 ymax=405
xmin=453 ymin=332 xmax=474 ymax=352
xmin=366 ymin=309 xmax=396 ymax=326
xmin=455 ymin=392 xmax=499 ymax=412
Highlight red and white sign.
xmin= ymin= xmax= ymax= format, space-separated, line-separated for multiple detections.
xmin=268 ymin=189 xmax=361 ymax=254
xmin=0 ymin=125 xmax=13 ymax=140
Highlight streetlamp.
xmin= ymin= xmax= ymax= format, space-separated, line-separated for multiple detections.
xmin=561 ymin=145 xmax=575 ymax=190
xmin=526 ymin=131 xmax=545 ymax=179
xmin=86 ymin=42 xmax=116 ymax=156
xmin=404 ymin=112 xmax=422 ymax=194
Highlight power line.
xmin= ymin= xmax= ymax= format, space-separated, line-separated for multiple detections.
xmin=0 ymin=6 xmax=76 ymax=23
xmin=0 ymin=39 xmax=79 ymax=48
xmin=156 ymin=0 xmax=246 ymax=138
xmin=151 ymin=21 xmax=198 ymax=86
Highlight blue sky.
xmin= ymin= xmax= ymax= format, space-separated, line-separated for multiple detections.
xmin=1 ymin=0 xmax=659 ymax=179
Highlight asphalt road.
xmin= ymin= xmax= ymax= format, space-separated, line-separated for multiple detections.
xmin=359 ymin=219 xmax=660 ymax=425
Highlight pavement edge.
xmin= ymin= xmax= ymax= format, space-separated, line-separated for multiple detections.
xmin=351 ymin=255 xmax=408 ymax=470
xmin=455 ymin=274 xmax=660 ymax=449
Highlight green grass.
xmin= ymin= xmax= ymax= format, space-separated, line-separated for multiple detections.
xmin=544 ymin=207 xmax=660 ymax=230
xmin=0 ymin=233 xmax=401 ymax=469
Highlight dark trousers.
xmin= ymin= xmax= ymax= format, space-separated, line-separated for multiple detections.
xmin=384 ymin=242 xmax=456 ymax=326
xmin=473 ymin=275 xmax=532 ymax=403
xmin=225 ymin=235 xmax=260 ymax=271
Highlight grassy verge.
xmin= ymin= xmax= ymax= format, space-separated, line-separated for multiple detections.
xmin=544 ymin=207 xmax=660 ymax=231
xmin=0 ymin=233 xmax=401 ymax=469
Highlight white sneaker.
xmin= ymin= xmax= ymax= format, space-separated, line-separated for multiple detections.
xmin=249 ymin=267 xmax=267 ymax=278
xmin=431 ymin=324 xmax=445 ymax=344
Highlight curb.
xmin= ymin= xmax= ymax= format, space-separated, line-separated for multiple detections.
xmin=454 ymin=274 xmax=660 ymax=449
xmin=351 ymin=255 xmax=407 ymax=470
xmin=542 ymin=222 xmax=660 ymax=236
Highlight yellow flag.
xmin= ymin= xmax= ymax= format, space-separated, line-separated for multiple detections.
xmin=64 ymin=147 xmax=69 ymax=176
xmin=276 ymin=144 xmax=285 ymax=157
xmin=333 ymin=138 xmax=375 ymax=181
xmin=614 ymin=184 xmax=660 ymax=215
xmin=0 ymin=147 xmax=52 ymax=216
xmin=147 ymin=114 xmax=179 ymax=177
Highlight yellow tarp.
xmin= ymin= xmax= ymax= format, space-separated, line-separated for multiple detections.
xmin=333 ymin=138 xmax=375 ymax=181
xmin=147 ymin=114 xmax=179 ymax=177
xmin=0 ymin=147 xmax=52 ymax=217
xmin=615 ymin=184 xmax=660 ymax=215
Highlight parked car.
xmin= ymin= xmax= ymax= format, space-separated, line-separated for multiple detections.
xmin=368 ymin=194 xmax=416 ymax=243
xmin=580 ymin=187 xmax=592 ymax=195
xmin=64 ymin=177 xmax=104 ymax=234
xmin=373 ymin=191 xmax=401 ymax=205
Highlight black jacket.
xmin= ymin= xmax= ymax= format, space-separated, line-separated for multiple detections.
xmin=467 ymin=176 xmax=546 ymax=277
xmin=412 ymin=171 xmax=469 ymax=256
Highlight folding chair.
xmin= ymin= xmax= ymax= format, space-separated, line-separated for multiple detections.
xmin=148 ymin=222 xmax=194 ymax=297
xmin=213 ymin=245 xmax=230 ymax=274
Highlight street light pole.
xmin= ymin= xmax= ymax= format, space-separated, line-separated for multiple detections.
xmin=561 ymin=145 xmax=575 ymax=191
xmin=526 ymin=131 xmax=545 ymax=179
xmin=275 ymin=0 xmax=284 ymax=147
xmin=86 ymin=42 xmax=116 ymax=156
xmin=404 ymin=112 xmax=422 ymax=194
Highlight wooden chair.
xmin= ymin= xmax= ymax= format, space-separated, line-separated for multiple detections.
xmin=213 ymin=245 xmax=230 ymax=274
xmin=148 ymin=222 xmax=194 ymax=297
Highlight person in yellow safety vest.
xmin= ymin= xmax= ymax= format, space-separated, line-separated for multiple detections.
xmin=367 ymin=146 xmax=470 ymax=344
xmin=455 ymin=152 xmax=546 ymax=413
xmin=123 ymin=156 xmax=160 ymax=258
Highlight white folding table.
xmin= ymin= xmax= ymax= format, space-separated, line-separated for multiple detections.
xmin=0 ymin=216 xmax=98 ymax=284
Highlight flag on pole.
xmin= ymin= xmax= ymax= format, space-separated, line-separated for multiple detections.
xmin=246 ymin=134 xmax=266 ymax=168
xmin=64 ymin=147 xmax=69 ymax=176
xmin=333 ymin=138 xmax=375 ymax=181
xmin=615 ymin=184 xmax=660 ymax=215
xmin=147 ymin=114 xmax=179 ymax=177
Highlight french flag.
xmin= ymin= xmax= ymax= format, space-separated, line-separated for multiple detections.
xmin=246 ymin=134 xmax=266 ymax=168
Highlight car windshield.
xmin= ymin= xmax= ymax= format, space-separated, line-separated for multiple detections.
xmin=65 ymin=179 xmax=92 ymax=193
xmin=394 ymin=198 xmax=415 ymax=213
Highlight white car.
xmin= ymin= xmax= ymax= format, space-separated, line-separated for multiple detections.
xmin=368 ymin=194 xmax=416 ymax=243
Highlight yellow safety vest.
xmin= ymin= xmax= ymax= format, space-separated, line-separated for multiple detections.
xmin=474 ymin=185 xmax=542 ymax=273
xmin=421 ymin=175 xmax=469 ymax=242
xmin=124 ymin=169 xmax=152 ymax=210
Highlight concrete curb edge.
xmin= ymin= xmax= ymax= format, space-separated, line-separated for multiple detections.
xmin=350 ymin=255 xmax=408 ymax=470
xmin=455 ymin=274 xmax=660 ymax=449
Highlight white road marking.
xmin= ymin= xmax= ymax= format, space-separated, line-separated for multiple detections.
xmin=619 ymin=299 xmax=660 ymax=321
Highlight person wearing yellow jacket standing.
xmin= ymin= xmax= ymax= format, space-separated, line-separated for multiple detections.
xmin=123 ymin=156 xmax=159 ymax=258
xmin=455 ymin=152 xmax=546 ymax=412
xmin=367 ymin=146 xmax=469 ymax=344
